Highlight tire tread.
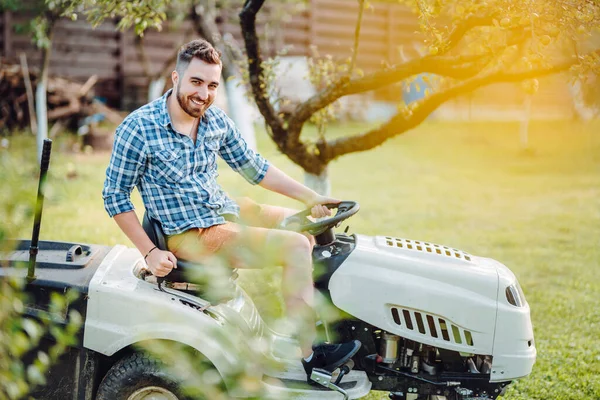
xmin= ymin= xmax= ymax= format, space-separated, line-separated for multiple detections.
xmin=96 ymin=352 xmax=182 ymax=400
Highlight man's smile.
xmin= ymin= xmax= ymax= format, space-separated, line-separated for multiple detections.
xmin=190 ymin=97 xmax=205 ymax=107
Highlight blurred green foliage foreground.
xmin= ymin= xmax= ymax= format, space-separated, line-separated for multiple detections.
xmin=1 ymin=119 xmax=599 ymax=400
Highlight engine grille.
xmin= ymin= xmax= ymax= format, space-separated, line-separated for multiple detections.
xmin=390 ymin=307 xmax=475 ymax=347
xmin=384 ymin=237 xmax=472 ymax=262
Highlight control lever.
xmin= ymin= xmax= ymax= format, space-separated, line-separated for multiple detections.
xmin=310 ymin=368 xmax=350 ymax=400
xmin=334 ymin=359 xmax=354 ymax=385
xmin=156 ymin=276 xmax=166 ymax=292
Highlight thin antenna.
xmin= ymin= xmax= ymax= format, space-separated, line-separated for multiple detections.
xmin=27 ymin=139 xmax=52 ymax=282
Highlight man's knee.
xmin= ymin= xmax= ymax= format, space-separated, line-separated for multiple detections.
xmin=267 ymin=230 xmax=312 ymax=265
xmin=279 ymin=232 xmax=314 ymax=284
xmin=280 ymin=231 xmax=312 ymax=255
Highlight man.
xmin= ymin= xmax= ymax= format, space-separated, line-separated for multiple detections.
xmin=102 ymin=39 xmax=360 ymax=382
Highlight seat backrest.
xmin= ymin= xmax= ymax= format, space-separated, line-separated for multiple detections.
xmin=142 ymin=212 xmax=168 ymax=251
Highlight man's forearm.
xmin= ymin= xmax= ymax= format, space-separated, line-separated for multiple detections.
xmin=113 ymin=211 xmax=156 ymax=256
xmin=258 ymin=165 xmax=318 ymax=205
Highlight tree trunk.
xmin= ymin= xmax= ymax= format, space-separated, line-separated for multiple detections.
xmin=304 ymin=167 xmax=331 ymax=196
xmin=148 ymin=76 xmax=167 ymax=102
xmin=191 ymin=3 xmax=257 ymax=150
xmin=36 ymin=30 xmax=53 ymax=164
xmin=19 ymin=52 xmax=37 ymax=135
xmin=225 ymin=77 xmax=257 ymax=150
xmin=569 ymin=79 xmax=595 ymax=121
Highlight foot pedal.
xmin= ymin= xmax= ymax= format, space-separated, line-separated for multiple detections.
xmin=310 ymin=368 xmax=350 ymax=400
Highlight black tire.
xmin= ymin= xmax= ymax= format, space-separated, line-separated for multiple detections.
xmin=96 ymin=352 xmax=190 ymax=400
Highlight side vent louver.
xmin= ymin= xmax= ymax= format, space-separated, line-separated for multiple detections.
xmin=384 ymin=237 xmax=472 ymax=262
xmin=390 ymin=307 xmax=475 ymax=347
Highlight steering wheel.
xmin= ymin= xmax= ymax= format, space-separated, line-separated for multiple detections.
xmin=279 ymin=201 xmax=360 ymax=236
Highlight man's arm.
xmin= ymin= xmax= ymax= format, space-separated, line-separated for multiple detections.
xmin=259 ymin=165 xmax=338 ymax=217
xmin=102 ymin=119 xmax=176 ymax=277
xmin=216 ymin=111 xmax=337 ymax=216
xmin=114 ymin=211 xmax=177 ymax=277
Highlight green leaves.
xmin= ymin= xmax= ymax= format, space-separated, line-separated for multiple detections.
xmin=20 ymin=319 xmax=42 ymax=343
xmin=63 ymin=0 xmax=171 ymax=35
xmin=31 ymin=16 xmax=53 ymax=49
xmin=0 ymin=284 xmax=82 ymax=399
xmin=0 ymin=0 xmax=21 ymax=12
xmin=306 ymin=54 xmax=352 ymax=137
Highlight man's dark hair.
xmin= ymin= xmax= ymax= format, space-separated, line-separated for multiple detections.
xmin=175 ymin=39 xmax=222 ymax=75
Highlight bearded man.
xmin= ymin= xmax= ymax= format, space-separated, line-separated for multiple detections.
xmin=102 ymin=39 xmax=360 ymax=382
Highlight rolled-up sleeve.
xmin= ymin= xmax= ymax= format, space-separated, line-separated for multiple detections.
xmin=219 ymin=117 xmax=269 ymax=185
xmin=102 ymin=118 xmax=147 ymax=217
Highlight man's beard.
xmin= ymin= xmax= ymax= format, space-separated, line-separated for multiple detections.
xmin=175 ymin=81 xmax=206 ymax=118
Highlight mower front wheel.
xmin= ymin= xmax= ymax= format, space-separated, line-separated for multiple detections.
xmin=96 ymin=352 xmax=192 ymax=400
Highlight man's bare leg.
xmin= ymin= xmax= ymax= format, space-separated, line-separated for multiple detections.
xmin=168 ymin=214 xmax=360 ymax=370
xmin=266 ymin=230 xmax=317 ymax=357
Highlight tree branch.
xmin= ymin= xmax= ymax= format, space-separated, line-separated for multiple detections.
xmin=154 ymin=48 xmax=180 ymax=81
xmin=287 ymin=53 xmax=493 ymax=132
xmin=280 ymin=11 xmax=514 ymax=171
xmin=444 ymin=15 xmax=495 ymax=53
xmin=154 ymin=23 xmax=196 ymax=81
xmin=288 ymin=17 xmax=529 ymax=133
xmin=239 ymin=0 xmax=285 ymax=142
xmin=136 ymin=28 xmax=191 ymax=83
xmin=326 ymin=54 xmax=594 ymax=161
xmin=191 ymin=2 xmax=237 ymax=79
xmin=346 ymin=54 xmax=494 ymax=93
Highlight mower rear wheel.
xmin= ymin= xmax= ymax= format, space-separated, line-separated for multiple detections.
xmin=96 ymin=352 xmax=191 ymax=400
xmin=127 ymin=386 xmax=179 ymax=400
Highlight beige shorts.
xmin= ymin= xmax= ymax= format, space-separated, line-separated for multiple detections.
xmin=166 ymin=197 xmax=294 ymax=265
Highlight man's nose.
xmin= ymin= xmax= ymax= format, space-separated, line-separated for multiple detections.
xmin=197 ymin=86 xmax=208 ymax=100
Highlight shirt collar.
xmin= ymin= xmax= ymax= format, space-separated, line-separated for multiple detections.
xmin=158 ymin=88 xmax=174 ymax=128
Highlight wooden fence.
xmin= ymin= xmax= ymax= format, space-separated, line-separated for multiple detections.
xmin=0 ymin=1 xmax=422 ymax=109
xmin=0 ymin=1 xmax=574 ymax=117
xmin=1 ymin=9 xmax=123 ymax=106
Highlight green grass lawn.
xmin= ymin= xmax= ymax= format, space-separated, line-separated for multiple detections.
xmin=1 ymin=118 xmax=599 ymax=399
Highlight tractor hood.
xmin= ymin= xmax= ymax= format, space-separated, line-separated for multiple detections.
xmin=335 ymin=234 xmax=500 ymax=299
xmin=328 ymin=234 xmax=501 ymax=355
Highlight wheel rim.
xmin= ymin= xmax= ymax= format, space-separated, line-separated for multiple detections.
xmin=127 ymin=386 xmax=180 ymax=400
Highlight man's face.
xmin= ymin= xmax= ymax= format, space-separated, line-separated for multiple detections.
xmin=173 ymin=58 xmax=221 ymax=118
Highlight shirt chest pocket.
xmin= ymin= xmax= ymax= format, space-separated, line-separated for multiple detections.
xmin=151 ymin=149 xmax=187 ymax=183
xmin=200 ymin=133 xmax=220 ymax=170
xmin=203 ymin=133 xmax=221 ymax=152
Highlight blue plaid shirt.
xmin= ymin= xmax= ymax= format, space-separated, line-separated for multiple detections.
xmin=102 ymin=89 xmax=270 ymax=235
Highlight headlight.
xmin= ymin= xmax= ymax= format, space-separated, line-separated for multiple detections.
xmin=505 ymin=283 xmax=526 ymax=307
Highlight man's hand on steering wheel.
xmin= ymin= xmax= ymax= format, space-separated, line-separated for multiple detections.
xmin=280 ymin=200 xmax=360 ymax=237
xmin=304 ymin=194 xmax=341 ymax=218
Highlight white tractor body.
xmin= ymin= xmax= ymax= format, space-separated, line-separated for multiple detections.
xmin=329 ymin=235 xmax=536 ymax=382
xmin=83 ymin=245 xmax=373 ymax=398
xmin=82 ymin=233 xmax=536 ymax=399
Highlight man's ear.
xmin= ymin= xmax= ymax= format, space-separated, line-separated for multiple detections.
xmin=171 ymin=70 xmax=179 ymax=87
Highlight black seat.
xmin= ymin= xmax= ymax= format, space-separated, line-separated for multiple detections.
xmin=141 ymin=212 xmax=214 ymax=283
